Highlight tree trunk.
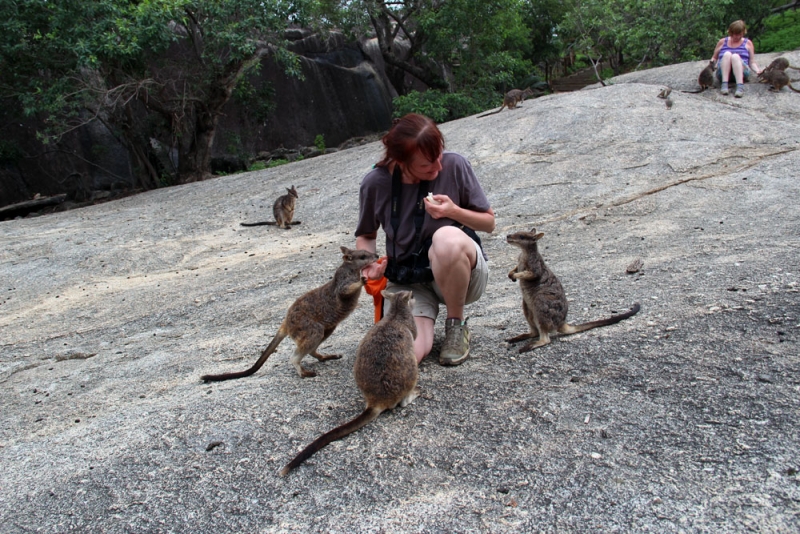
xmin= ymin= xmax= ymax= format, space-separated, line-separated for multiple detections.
xmin=179 ymin=107 xmax=218 ymax=183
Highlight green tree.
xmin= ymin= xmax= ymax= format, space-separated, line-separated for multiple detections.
xmin=0 ymin=0 xmax=313 ymax=187
xmin=557 ymin=0 xmax=774 ymax=78
xmin=333 ymin=1 xmax=533 ymax=96
xmin=520 ymin=0 xmax=569 ymax=82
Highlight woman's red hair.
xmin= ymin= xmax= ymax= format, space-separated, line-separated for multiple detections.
xmin=377 ymin=113 xmax=444 ymax=167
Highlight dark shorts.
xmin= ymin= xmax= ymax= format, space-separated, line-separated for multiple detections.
xmin=716 ymin=65 xmax=751 ymax=82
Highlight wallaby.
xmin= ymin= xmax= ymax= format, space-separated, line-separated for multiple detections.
xmin=760 ymin=57 xmax=790 ymax=78
xmin=478 ymin=88 xmax=536 ymax=118
xmin=759 ymin=69 xmax=800 ymax=93
xmin=682 ymin=60 xmax=715 ymax=93
xmin=241 ymin=185 xmax=301 ymax=229
xmin=758 ymin=57 xmax=800 ymax=81
xmin=279 ymin=290 xmax=419 ymax=476
xmin=201 ymin=247 xmax=379 ymax=380
xmin=505 ymin=228 xmax=640 ymax=352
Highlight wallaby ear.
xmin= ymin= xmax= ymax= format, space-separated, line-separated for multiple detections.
xmin=340 ymin=245 xmax=353 ymax=260
xmin=380 ymin=289 xmax=393 ymax=300
xmin=534 ymin=232 xmax=545 ymax=240
xmin=530 ymin=227 xmax=537 ymax=233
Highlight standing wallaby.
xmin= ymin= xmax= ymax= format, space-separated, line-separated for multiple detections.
xmin=241 ymin=185 xmax=301 ymax=228
xmin=759 ymin=69 xmax=800 ymax=93
xmin=201 ymin=247 xmax=379 ymax=380
xmin=478 ymin=88 xmax=536 ymax=118
xmin=279 ymin=290 xmax=419 ymax=476
xmin=682 ymin=60 xmax=715 ymax=93
xmin=506 ymin=229 xmax=640 ymax=352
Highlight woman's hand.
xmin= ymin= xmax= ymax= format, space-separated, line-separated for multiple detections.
xmin=424 ymin=194 xmax=454 ymax=219
xmin=425 ymin=194 xmax=496 ymax=233
xmin=362 ymin=256 xmax=388 ymax=280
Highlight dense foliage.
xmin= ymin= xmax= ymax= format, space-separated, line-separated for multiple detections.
xmin=0 ymin=0 xmax=792 ymax=187
xmin=758 ymin=9 xmax=800 ymax=52
xmin=0 ymin=0 xmax=316 ymax=187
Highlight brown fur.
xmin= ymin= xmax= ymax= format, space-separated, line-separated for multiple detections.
xmin=758 ymin=57 xmax=791 ymax=81
xmin=760 ymin=69 xmax=800 ymax=93
xmin=682 ymin=61 xmax=715 ymax=93
xmin=657 ymin=87 xmax=672 ymax=99
xmin=240 ymin=185 xmax=301 ymax=228
xmin=280 ymin=290 xmax=419 ymax=476
xmin=505 ymin=229 xmax=640 ymax=352
xmin=201 ymin=246 xmax=379 ymax=380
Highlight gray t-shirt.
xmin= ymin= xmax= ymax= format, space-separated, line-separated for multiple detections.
xmin=355 ymin=152 xmax=490 ymax=261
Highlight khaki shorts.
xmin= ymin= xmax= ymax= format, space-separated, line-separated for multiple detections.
xmin=384 ymin=240 xmax=489 ymax=320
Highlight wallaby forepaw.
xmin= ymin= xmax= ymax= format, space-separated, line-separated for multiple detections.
xmin=300 ymin=368 xmax=317 ymax=378
xmin=400 ymin=388 xmax=420 ymax=408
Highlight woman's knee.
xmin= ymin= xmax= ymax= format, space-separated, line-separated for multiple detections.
xmin=430 ymin=226 xmax=475 ymax=265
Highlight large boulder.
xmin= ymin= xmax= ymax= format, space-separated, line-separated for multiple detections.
xmin=1 ymin=50 xmax=799 ymax=532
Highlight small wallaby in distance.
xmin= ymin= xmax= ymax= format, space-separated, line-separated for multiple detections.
xmin=280 ymin=290 xmax=419 ymax=477
xmin=506 ymin=228 xmax=640 ymax=352
xmin=682 ymin=60 xmax=715 ymax=93
xmin=241 ymin=185 xmax=301 ymax=229
xmin=201 ymin=246 xmax=379 ymax=380
xmin=478 ymin=88 xmax=536 ymax=118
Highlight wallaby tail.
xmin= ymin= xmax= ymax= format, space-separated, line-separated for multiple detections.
xmin=560 ymin=303 xmax=641 ymax=335
xmin=477 ymin=107 xmax=503 ymax=118
xmin=201 ymin=330 xmax=287 ymax=382
xmin=788 ymin=83 xmax=800 ymax=93
xmin=279 ymin=407 xmax=381 ymax=476
xmin=241 ymin=221 xmax=277 ymax=226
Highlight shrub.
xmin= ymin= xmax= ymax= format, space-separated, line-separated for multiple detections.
xmin=758 ymin=10 xmax=800 ymax=53
xmin=248 ymin=161 xmax=267 ymax=172
xmin=314 ymin=134 xmax=325 ymax=152
xmin=392 ymin=90 xmax=491 ymax=123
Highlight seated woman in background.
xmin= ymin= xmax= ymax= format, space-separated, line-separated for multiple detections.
xmin=711 ymin=19 xmax=761 ymax=98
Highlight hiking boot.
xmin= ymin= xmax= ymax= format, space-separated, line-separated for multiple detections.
xmin=440 ymin=318 xmax=470 ymax=366
xmin=720 ymin=83 xmax=729 ymax=95
xmin=734 ymin=85 xmax=744 ymax=98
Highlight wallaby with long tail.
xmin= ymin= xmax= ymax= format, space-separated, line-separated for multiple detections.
xmin=478 ymin=88 xmax=536 ymax=118
xmin=201 ymin=247 xmax=379 ymax=380
xmin=280 ymin=290 xmax=419 ymax=476
xmin=682 ymin=60 xmax=715 ymax=93
xmin=506 ymin=228 xmax=640 ymax=352
xmin=241 ymin=185 xmax=301 ymax=228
